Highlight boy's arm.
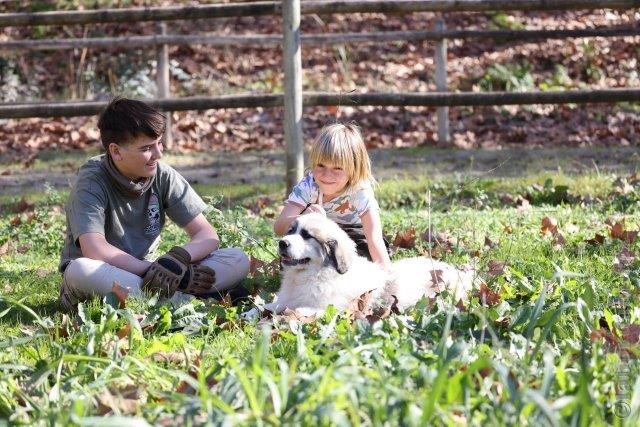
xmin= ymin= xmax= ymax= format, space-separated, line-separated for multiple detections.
xmin=79 ymin=233 xmax=152 ymax=277
xmin=181 ymin=213 xmax=220 ymax=261
xmin=360 ymin=209 xmax=392 ymax=271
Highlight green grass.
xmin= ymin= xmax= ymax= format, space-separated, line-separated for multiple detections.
xmin=1 ymin=171 xmax=639 ymax=425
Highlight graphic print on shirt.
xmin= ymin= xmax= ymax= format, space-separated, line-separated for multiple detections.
xmin=145 ymin=193 xmax=161 ymax=235
xmin=287 ymin=173 xmax=377 ymax=225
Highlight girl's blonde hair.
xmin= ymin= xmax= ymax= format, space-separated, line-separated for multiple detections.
xmin=309 ymin=122 xmax=375 ymax=193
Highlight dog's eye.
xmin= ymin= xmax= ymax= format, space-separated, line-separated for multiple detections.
xmin=300 ymin=229 xmax=312 ymax=240
xmin=286 ymin=226 xmax=296 ymax=235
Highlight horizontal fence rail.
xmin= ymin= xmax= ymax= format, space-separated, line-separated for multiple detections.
xmin=0 ymin=0 xmax=637 ymax=27
xmin=2 ymin=25 xmax=639 ymax=51
xmin=1 ymin=89 xmax=638 ymax=119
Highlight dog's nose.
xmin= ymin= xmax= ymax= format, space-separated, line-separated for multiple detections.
xmin=278 ymin=240 xmax=289 ymax=253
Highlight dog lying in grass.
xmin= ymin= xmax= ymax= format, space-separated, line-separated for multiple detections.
xmin=256 ymin=213 xmax=475 ymax=318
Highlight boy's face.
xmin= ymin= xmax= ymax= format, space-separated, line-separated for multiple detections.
xmin=110 ymin=135 xmax=163 ymax=180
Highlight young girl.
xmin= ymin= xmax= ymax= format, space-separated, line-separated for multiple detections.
xmin=274 ymin=123 xmax=391 ymax=270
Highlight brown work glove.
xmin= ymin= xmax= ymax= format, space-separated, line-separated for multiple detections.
xmin=142 ymin=246 xmax=216 ymax=298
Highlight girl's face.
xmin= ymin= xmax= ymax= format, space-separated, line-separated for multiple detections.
xmin=313 ymin=162 xmax=349 ymax=200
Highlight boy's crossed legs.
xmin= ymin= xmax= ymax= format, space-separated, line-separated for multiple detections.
xmin=59 ymin=248 xmax=250 ymax=311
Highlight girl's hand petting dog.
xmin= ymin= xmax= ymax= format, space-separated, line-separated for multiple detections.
xmin=302 ymin=192 xmax=326 ymax=216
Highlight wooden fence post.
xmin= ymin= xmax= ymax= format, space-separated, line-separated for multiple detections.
xmin=283 ymin=0 xmax=304 ymax=194
xmin=434 ymin=18 xmax=449 ymax=145
xmin=156 ymin=22 xmax=173 ymax=150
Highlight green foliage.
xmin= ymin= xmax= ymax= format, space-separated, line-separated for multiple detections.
xmin=490 ymin=13 xmax=525 ymax=30
xmin=479 ymin=62 xmax=535 ymax=92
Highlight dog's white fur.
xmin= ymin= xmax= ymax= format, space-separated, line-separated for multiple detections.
xmin=264 ymin=213 xmax=474 ymax=317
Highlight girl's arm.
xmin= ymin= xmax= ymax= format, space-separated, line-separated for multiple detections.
xmin=273 ymin=203 xmax=306 ymax=236
xmin=360 ymin=209 xmax=392 ymax=271
xmin=274 ymin=194 xmax=326 ymax=236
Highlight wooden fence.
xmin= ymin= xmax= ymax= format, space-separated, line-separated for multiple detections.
xmin=1 ymin=0 xmax=639 ymax=190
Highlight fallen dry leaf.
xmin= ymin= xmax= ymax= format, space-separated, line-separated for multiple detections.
xmin=541 ymin=216 xmax=558 ymax=236
xmin=613 ymin=246 xmax=637 ymax=273
xmin=393 ymin=227 xmax=416 ymax=249
xmin=111 ymin=281 xmax=129 ymax=309
xmin=10 ymin=198 xmax=35 ymax=214
xmin=607 ymin=219 xmax=638 ymax=244
xmin=484 ymin=236 xmax=497 ymax=249
xmin=586 ymin=233 xmax=605 ymax=245
xmin=477 ymin=283 xmax=501 ymax=306
xmin=516 ymin=199 xmax=531 ymax=214
xmin=248 ymin=256 xmax=280 ymax=278
xmin=96 ymin=385 xmax=144 ymax=416
xmin=621 ymin=324 xmax=640 ymax=344
xmin=0 ymin=241 xmax=9 ymax=257
xmin=149 ymin=351 xmax=189 ymax=364
xmin=487 ymin=260 xmax=507 ymax=279
xmin=552 ymin=231 xmax=566 ymax=250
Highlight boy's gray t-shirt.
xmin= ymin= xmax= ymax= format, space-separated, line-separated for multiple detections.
xmin=59 ymin=155 xmax=207 ymax=272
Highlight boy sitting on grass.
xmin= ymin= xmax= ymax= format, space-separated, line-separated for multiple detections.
xmin=58 ymin=97 xmax=250 ymax=311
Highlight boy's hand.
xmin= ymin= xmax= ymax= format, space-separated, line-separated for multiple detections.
xmin=141 ymin=246 xmax=191 ymax=297
xmin=142 ymin=246 xmax=216 ymax=298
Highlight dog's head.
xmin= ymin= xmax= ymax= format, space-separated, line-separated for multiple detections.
xmin=278 ymin=213 xmax=356 ymax=274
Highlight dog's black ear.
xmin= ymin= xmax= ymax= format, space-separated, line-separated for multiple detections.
xmin=327 ymin=239 xmax=352 ymax=274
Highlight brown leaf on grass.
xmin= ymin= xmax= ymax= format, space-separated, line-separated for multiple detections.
xmin=516 ymin=198 xmax=531 ymax=214
xmin=0 ymin=241 xmax=9 ymax=257
xmin=393 ymin=227 xmax=416 ymax=249
xmin=111 ymin=281 xmax=129 ymax=309
xmin=348 ymin=290 xmax=399 ymax=324
xmin=420 ymin=229 xmax=458 ymax=256
xmin=621 ymin=324 xmax=640 ymax=344
xmin=607 ymin=219 xmax=638 ymax=244
xmin=176 ymin=356 xmax=203 ymax=394
xmin=96 ymin=385 xmax=144 ymax=415
xmin=275 ymin=308 xmax=317 ymax=324
xmin=613 ymin=246 xmax=637 ymax=273
xmin=430 ymin=269 xmax=445 ymax=286
xmin=348 ymin=290 xmax=375 ymax=321
xmin=484 ymin=236 xmax=497 ymax=249
xmin=586 ymin=233 xmax=605 ymax=245
xmin=248 ymin=256 xmax=280 ymax=278
xmin=243 ymin=196 xmax=273 ymax=215
xmin=487 ymin=260 xmax=507 ymax=279
xmin=552 ymin=231 xmax=566 ymax=250
xmin=502 ymin=224 xmax=513 ymax=234
xmin=10 ymin=198 xmax=35 ymax=214
xmin=590 ymin=328 xmax=620 ymax=351
xmin=16 ymin=245 xmax=30 ymax=253
xmin=477 ymin=283 xmax=501 ymax=306
xmin=540 ymin=216 xmax=558 ymax=236
xmin=149 ymin=351 xmax=189 ymax=364
xmin=10 ymin=216 xmax=21 ymax=227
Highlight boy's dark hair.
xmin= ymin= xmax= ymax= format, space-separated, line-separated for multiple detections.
xmin=97 ymin=97 xmax=165 ymax=150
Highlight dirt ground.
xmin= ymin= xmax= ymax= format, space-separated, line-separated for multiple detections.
xmin=1 ymin=145 xmax=637 ymax=196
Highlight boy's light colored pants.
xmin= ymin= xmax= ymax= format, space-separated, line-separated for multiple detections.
xmin=59 ymin=248 xmax=250 ymax=311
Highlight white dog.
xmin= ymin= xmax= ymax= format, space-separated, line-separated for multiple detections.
xmin=262 ymin=213 xmax=475 ymax=317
